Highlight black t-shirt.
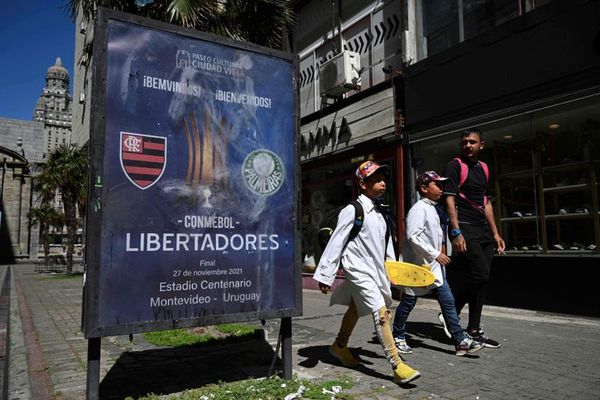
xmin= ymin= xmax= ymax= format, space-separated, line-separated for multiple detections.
xmin=443 ymin=157 xmax=490 ymax=225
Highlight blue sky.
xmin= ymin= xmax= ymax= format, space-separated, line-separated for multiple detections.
xmin=0 ymin=1 xmax=75 ymax=121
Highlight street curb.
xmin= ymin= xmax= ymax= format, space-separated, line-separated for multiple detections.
xmin=14 ymin=271 xmax=54 ymax=399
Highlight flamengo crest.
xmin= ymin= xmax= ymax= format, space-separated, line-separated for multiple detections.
xmin=120 ymin=132 xmax=167 ymax=190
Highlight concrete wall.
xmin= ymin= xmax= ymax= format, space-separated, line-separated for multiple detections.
xmin=71 ymin=8 xmax=93 ymax=146
xmin=0 ymin=118 xmax=44 ymax=164
xmin=0 ymin=118 xmax=43 ymax=261
xmin=404 ymin=0 xmax=600 ymax=134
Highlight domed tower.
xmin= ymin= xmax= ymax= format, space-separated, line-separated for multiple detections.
xmin=33 ymin=57 xmax=73 ymax=156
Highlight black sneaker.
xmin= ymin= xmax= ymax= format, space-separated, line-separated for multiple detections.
xmin=468 ymin=328 xmax=501 ymax=348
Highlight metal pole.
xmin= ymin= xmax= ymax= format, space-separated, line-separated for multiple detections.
xmin=281 ymin=317 xmax=292 ymax=379
xmin=17 ymin=174 xmax=23 ymax=255
xmin=86 ymin=337 xmax=101 ymax=399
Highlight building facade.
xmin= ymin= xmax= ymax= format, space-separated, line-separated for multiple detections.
xmin=33 ymin=57 xmax=73 ymax=156
xmin=403 ymin=0 xmax=600 ymax=316
xmin=0 ymin=118 xmax=44 ymax=261
xmin=295 ymin=0 xmax=600 ymax=316
xmin=71 ymin=9 xmax=93 ymax=147
xmin=294 ymin=0 xmax=413 ymax=283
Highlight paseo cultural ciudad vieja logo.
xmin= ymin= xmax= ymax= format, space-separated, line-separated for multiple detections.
xmin=242 ymin=150 xmax=285 ymax=196
xmin=175 ymin=49 xmax=245 ymax=77
xmin=120 ymin=132 xmax=167 ymax=190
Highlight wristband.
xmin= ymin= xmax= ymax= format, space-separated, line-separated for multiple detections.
xmin=450 ymin=229 xmax=462 ymax=239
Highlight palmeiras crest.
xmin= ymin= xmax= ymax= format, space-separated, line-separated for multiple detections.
xmin=120 ymin=132 xmax=167 ymax=190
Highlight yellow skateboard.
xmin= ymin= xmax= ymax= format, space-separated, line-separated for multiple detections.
xmin=385 ymin=260 xmax=436 ymax=287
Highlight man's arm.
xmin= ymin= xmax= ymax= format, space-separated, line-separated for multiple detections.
xmin=446 ymin=195 xmax=467 ymax=253
xmin=484 ymin=201 xmax=505 ymax=253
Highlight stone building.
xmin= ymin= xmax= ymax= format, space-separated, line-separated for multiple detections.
xmin=0 ymin=118 xmax=44 ymax=262
xmin=33 ymin=57 xmax=73 ymax=155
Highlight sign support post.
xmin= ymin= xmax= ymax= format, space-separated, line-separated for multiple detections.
xmin=281 ymin=317 xmax=292 ymax=379
xmin=86 ymin=337 xmax=101 ymax=400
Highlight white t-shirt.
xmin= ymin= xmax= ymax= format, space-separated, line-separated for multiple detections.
xmin=313 ymin=194 xmax=396 ymax=316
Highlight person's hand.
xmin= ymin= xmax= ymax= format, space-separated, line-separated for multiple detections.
xmin=436 ymin=253 xmax=451 ymax=266
xmin=494 ymin=234 xmax=506 ymax=254
xmin=451 ymin=234 xmax=467 ymax=253
xmin=318 ymin=282 xmax=331 ymax=294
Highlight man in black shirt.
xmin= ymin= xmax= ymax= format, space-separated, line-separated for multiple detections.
xmin=443 ymin=128 xmax=505 ymax=348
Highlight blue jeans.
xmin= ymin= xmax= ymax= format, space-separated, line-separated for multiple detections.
xmin=393 ymin=276 xmax=467 ymax=345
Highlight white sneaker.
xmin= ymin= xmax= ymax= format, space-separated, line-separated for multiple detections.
xmin=394 ymin=337 xmax=413 ymax=354
xmin=438 ymin=312 xmax=451 ymax=339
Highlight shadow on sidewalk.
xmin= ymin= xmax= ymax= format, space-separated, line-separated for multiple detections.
xmin=99 ymin=334 xmax=279 ymax=399
xmin=297 ymin=345 xmax=391 ymax=381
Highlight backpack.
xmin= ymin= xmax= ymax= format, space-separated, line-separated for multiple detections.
xmin=317 ymin=201 xmax=364 ymax=251
xmin=317 ymin=200 xmax=397 ymax=259
xmin=453 ymin=157 xmax=489 ymax=212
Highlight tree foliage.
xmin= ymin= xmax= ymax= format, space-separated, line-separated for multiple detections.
xmin=36 ymin=144 xmax=88 ymax=273
xmin=67 ymin=0 xmax=295 ymax=49
xmin=28 ymin=204 xmax=64 ymax=264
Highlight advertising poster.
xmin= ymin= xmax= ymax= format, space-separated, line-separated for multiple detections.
xmin=84 ymin=13 xmax=299 ymax=336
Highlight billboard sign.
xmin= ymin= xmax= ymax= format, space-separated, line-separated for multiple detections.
xmin=83 ymin=9 xmax=300 ymax=338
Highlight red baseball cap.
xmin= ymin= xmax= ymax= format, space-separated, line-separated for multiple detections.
xmin=355 ymin=161 xmax=390 ymax=181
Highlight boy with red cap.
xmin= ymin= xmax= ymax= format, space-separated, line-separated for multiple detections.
xmin=392 ymin=171 xmax=483 ymax=356
xmin=313 ymin=160 xmax=421 ymax=385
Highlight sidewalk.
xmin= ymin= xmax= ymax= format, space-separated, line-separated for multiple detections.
xmin=8 ymin=262 xmax=600 ymax=399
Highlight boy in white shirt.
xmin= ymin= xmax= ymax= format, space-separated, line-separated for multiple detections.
xmin=313 ymin=161 xmax=421 ymax=385
xmin=392 ymin=171 xmax=483 ymax=356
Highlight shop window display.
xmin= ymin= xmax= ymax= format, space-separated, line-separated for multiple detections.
xmin=410 ymin=95 xmax=600 ymax=255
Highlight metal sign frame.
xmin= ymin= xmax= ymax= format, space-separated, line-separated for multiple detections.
xmin=83 ymin=7 xmax=301 ymax=339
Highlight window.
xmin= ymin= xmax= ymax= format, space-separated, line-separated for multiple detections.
xmin=409 ymin=94 xmax=600 ymax=255
xmin=420 ymin=0 xmax=459 ymax=58
xmin=418 ymin=0 xmax=554 ymax=59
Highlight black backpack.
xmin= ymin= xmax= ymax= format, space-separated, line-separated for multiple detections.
xmin=317 ymin=201 xmax=364 ymax=251
xmin=317 ymin=200 xmax=397 ymax=259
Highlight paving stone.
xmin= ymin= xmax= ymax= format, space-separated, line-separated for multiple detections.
xmin=7 ymin=263 xmax=600 ymax=399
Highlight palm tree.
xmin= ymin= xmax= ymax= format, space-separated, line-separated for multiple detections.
xmin=37 ymin=144 xmax=88 ymax=274
xmin=67 ymin=0 xmax=295 ymax=50
xmin=28 ymin=205 xmax=65 ymax=264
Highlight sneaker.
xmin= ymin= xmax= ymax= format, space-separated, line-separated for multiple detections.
xmin=467 ymin=328 xmax=501 ymax=349
xmin=455 ymin=337 xmax=484 ymax=356
xmin=437 ymin=312 xmax=452 ymax=339
xmin=393 ymin=363 xmax=421 ymax=385
xmin=329 ymin=342 xmax=360 ymax=367
xmin=394 ymin=337 xmax=413 ymax=354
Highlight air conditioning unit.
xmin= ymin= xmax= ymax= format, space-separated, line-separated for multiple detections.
xmin=319 ymin=51 xmax=361 ymax=98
